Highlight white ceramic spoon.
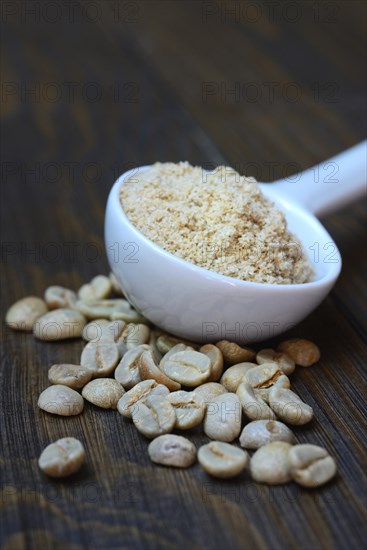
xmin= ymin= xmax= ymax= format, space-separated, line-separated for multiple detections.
xmin=105 ymin=141 xmax=366 ymax=343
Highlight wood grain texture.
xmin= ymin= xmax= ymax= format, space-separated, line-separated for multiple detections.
xmin=1 ymin=1 xmax=366 ymax=549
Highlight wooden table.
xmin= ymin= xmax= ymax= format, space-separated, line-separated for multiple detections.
xmin=1 ymin=2 xmax=366 ymax=548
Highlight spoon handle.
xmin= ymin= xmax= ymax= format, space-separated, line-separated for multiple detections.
xmin=271 ymin=140 xmax=367 ymax=217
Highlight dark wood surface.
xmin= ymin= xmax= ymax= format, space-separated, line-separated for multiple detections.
xmin=1 ymin=1 xmax=366 ymax=549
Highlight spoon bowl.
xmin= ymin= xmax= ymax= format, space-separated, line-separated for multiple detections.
xmin=105 ymin=142 xmax=366 ymax=343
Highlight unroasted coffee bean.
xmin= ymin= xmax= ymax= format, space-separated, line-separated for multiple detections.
xmin=38 ymin=385 xmax=84 ymax=416
xmin=111 ymin=320 xmax=129 ymax=348
xmin=278 ymin=339 xmax=320 ymax=367
xmin=215 ymin=340 xmax=256 ymax=365
xmin=203 ymin=393 xmax=242 ymax=442
xmin=82 ymin=319 xmax=126 ymax=344
xmin=250 ymin=442 xmax=293 ymax=484
xmin=114 ymin=344 xmax=151 ymax=389
xmin=193 ymin=382 xmax=227 ymax=404
xmin=48 ymin=364 xmax=92 ymax=390
xmin=166 ymin=390 xmax=205 ymax=429
xmin=244 ymin=363 xmax=283 ymax=390
xmin=82 ymin=378 xmax=125 ymax=409
xmin=81 ymin=341 xmax=119 ymax=377
xmin=82 ymin=319 xmax=109 ymax=341
xmin=75 ymin=299 xmax=133 ymax=320
xmin=117 ymin=380 xmax=170 ymax=418
xmin=156 ymin=334 xmax=183 ymax=355
xmin=255 ymin=374 xmax=291 ymax=403
xmin=220 ymin=363 xmax=256 ymax=392
xmin=6 ymin=297 xmax=48 ymax=332
xmin=269 ymin=387 xmax=313 ymax=425
xmin=161 ymin=350 xmax=211 ymax=387
xmin=38 ymin=437 xmax=85 ymax=478
xmin=131 ymin=395 xmax=175 ymax=439
xmin=236 ymin=381 xmax=275 ymax=421
xmin=102 ymin=319 xmax=128 ymax=355
xmin=239 ymin=420 xmax=295 ymax=450
xmin=148 ymin=435 xmax=196 ymax=468
xmin=124 ymin=323 xmax=151 ymax=350
xmin=44 ymin=286 xmax=77 ymax=310
xmin=199 ymin=344 xmax=223 ymax=382
xmin=288 ymin=444 xmax=337 ymax=487
xmin=198 ymin=441 xmax=248 ymax=479
xmin=110 ymin=308 xmax=146 ymax=323
xmin=159 ymin=343 xmax=194 ymax=371
xmin=256 ymin=349 xmax=295 ymax=376
xmin=244 ymin=362 xmax=291 ymax=406
xmin=78 ymin=275 xmax=112 ymax=301
xmin=34 ymin=309 xmax=86 ymax=341
xmin=139 ymin=349 xmax=181 ymax=391
xmin=156 ymin=334 xmax=197 ymax=355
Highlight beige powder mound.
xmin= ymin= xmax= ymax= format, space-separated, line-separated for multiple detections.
xmin=120 ymin=162 xmax=314 ymax=284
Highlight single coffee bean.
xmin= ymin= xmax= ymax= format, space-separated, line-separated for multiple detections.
xmin=199 ymin=344 xmax=224 ymax=382
xmin=139 ymin=349 xmax=181 ymax=391
xmin=161 ymin=350 xmax=211 ymax=387
xmin=78 ymin=275 xmax=112 ymax=301
xmin=148 ymin=434 xmax=196 ymax=468
xmin=278 ymin=338 xmax=320 ymax=367
xmin=250 ymin=442 xmax=293 ymax=484
xmin=82 ymin=319 xmax=126 ymax=345
xmin=255 ymin=374 xmax=290 ymax=403
xmin=256 ymin=348 xmax=295 ymax=376
xmin=117 ymin=380 xmax=170 ymax=418
xmin=82 ymin=319 xmax=109 ymax=341
xmin=198 ymin=441 xmax=248 ymax=479
xmin=220 ymin=363 xmax=256 ymax=392
xmin=215 ymin=340 xmax=256 ymax=365
xmin=156 ymin=334 xmax=197 ymax=355
xmin=123 ymin=323 xmax=151 ymax=350
xmin=82 ymin=378 xmax=125 ymax=409
xmin=48 ymin=364 xmax=92 ymax=390
xmin=38 ymin=385 xmax=84 ymax=416
xmin=236 ymin=381 xmax=275 ymax=421
xmin=81 ymin=341 xmax=119 ymax=377
xmin=239 ymin=420 xmax=295 ymax=450
xmin=6 ymin=296 xmax=48 ymax=332
xmin=166 ymin=390 xmax=205 ymax=429
xmin=269 ymin=387 xmax=313 ymax=425
xmin=34 ymin=309 xmax=86 ymax=341
xmin=112 ymin=321 xmax=130 ymax=350
xmin=131 ymin=395 xmax=175 ymax=439
xmin=244 ymin=363 xmax=283 ymax=390
xmin=38 ymin=437 xmax=85 ymax=478
xmin=159 ymin=343 xmax=194 ymax=371
xmin=75 ymin=299 xmax=132 ymax=320
xmin=288 ymin=444 xmax=337 ymax=487
xmin=156 ymin=334 xmax=183 ymax=355
xmin=193 ymin=382 xmax=227 ymax=404
xmin=203 ymin=393 xmax=242 ymax=442
xmin=104 ymin=320 xmax=128 ymax=356
xmin=114 ymin=344 xmax=151 ymax=389
xmin=110 ymin=308 xmax=147 ymax=323
xmin=44 ymin=286 xmax=77 ymax=310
